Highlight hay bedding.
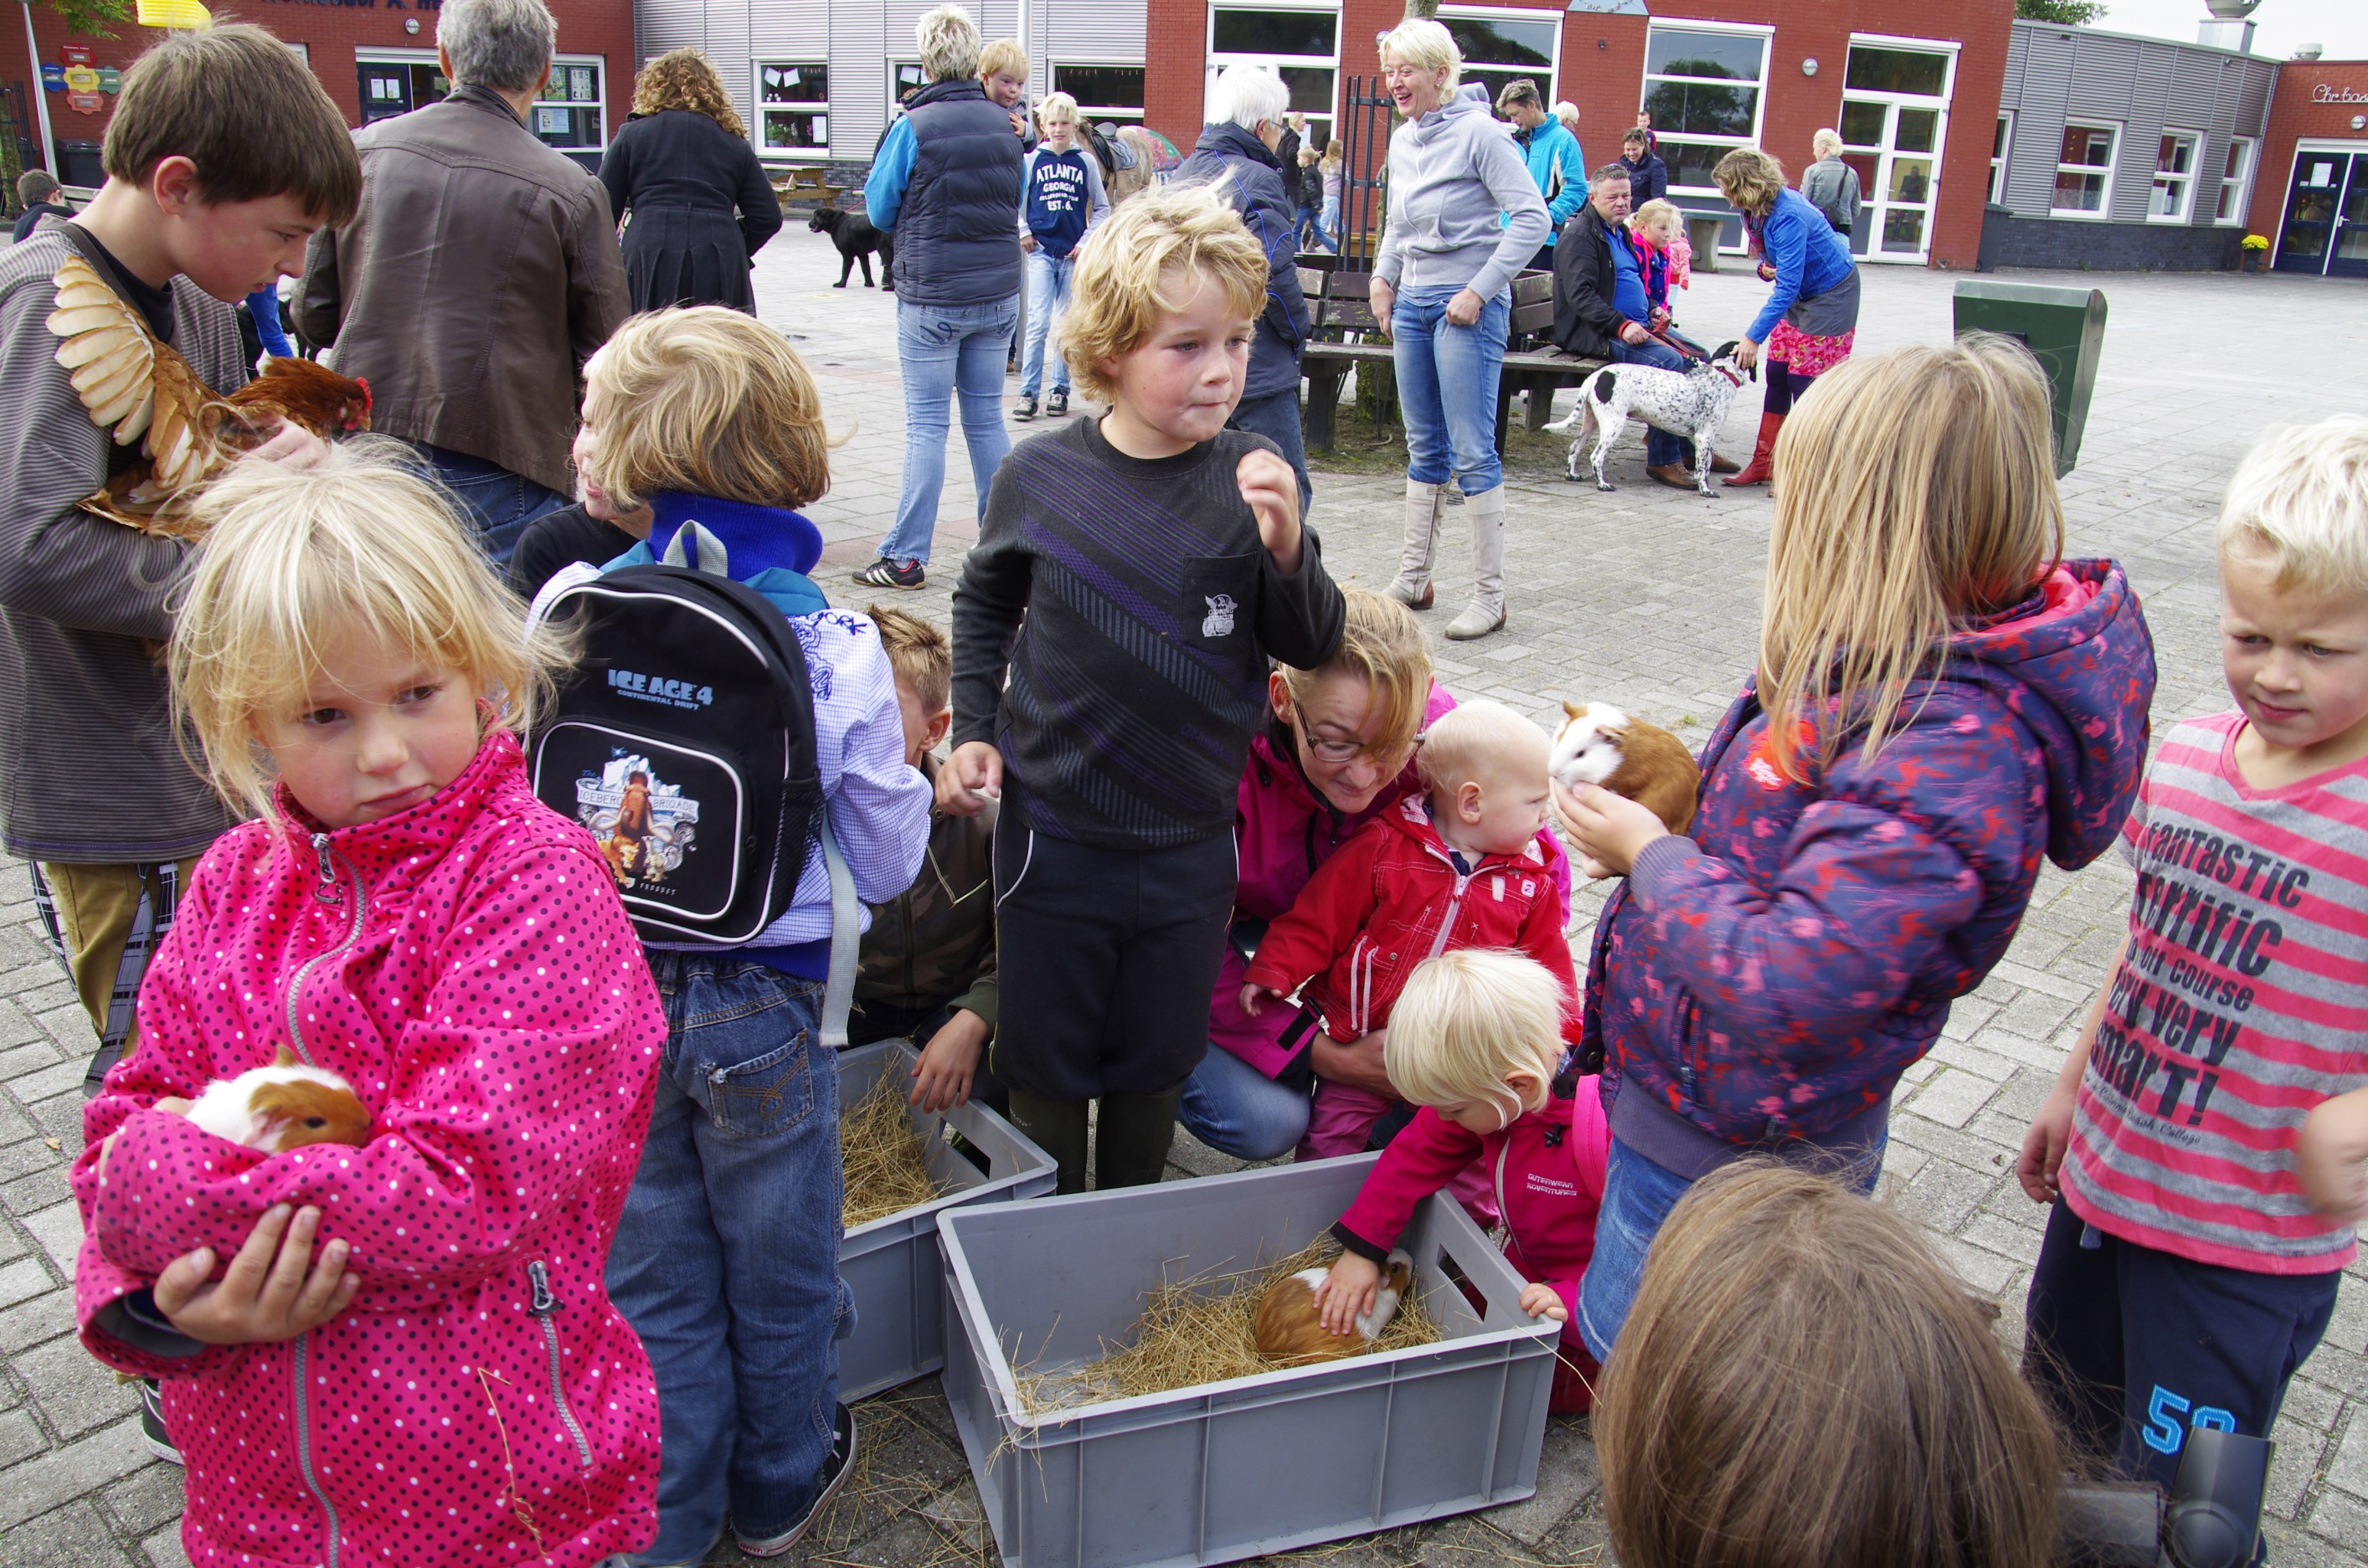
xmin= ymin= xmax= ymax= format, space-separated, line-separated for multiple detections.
xmin=1016 ymin=1238 xmax=1443 ymax=1416
xmin=841 ymin=1071 xmax=951 ymax=1230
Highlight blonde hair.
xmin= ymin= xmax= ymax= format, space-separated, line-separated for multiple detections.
xmin=917 ymin=4 xmax=982 ymax=82
xmin=1758 ymin=335 xmax=2063 ymax=780
xmin=170 ymin=440 xmax=570 ymax=822
xmin=1034 ymin=90 xmax=1077 ymax=129
xmin=1631 ymin=198 xmax=1682 ymax=241
xmin=1414 ymin=698 xmax=1547 ymax=797
xmin=1276 ymin=588 xmax=1432 ymax=753
xmin=1057 ymin=183 xmax=1267 ymax=405
xmin=1320 ymin=140 xmax=1344 ymax=167
xmin=631 ymin=48 xmax=746 ymax=139
xmin=581 ymin=307 xmax=844 ymax=514
xmin=1377 ymin=18 xmax=1460 ymax=85
xmin=1812 ymin=127 xmax=1845 ymax=159
xmin=866 ymin=604 xmax=951 ymax=716
xmin=2216 ymin=415 xmax=2368 ymax=597
xmin=1385 ymin=950 xmax=1564 ymax=1128
xmin=1714 ymin=146 xmax=1788 ymax=216
xmin=977 ymin=37 xmax=1027 ymax=84
xmin=1598 ymin=1164 xmax=2062 ymax=1568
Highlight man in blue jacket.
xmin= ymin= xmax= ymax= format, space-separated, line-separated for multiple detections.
xmin=1174 ymin=64 xmax=1315 ymax=517
xmin=1498 ymin=79 xmax=1583 ymax=273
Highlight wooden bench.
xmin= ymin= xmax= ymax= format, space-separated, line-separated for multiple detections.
xmin=1299 ymin=268 xmax=1605 ymax=451
xmin=771 ymin=167 xmax=843 ymax=208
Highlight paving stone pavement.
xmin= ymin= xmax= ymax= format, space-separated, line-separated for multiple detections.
xmin=2 ymin=229 xmax=2365 ymax=1568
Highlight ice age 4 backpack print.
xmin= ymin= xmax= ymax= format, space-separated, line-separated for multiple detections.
xmin=531 ymin=562 xmax=823 ymax=945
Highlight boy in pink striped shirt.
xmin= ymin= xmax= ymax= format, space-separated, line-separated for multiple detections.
xmin=2017 ymin=415 xmax=2368 ymax=1526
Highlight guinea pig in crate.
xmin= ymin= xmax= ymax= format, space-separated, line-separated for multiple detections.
xmin=1254 ymin=1249 xmax=1414 ymax=1365
xmin=183 ymin=1046 xmax=373 ymax=1153
xmin=1550 ymin=701 xmax=1701 ymax=836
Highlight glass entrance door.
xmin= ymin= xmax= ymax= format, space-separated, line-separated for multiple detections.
xmin=2275 ymin=149 xmax=2368 ymax=278
xmin=1835 ymin=43 xmax=1954 ymax=265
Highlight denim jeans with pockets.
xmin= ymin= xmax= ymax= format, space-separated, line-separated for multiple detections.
xmin=606 ymin=954 xmax=852 ymax=1566
xmin=408 ymin=440 xmax=570 ymax=567
xmin=1390 ymin=285 xmax=1511 ymax=495
xmin=880 ymin=296 xmax=1019 ymax=565
xmin=1019 ymin=249 xmax=1074 ymax=398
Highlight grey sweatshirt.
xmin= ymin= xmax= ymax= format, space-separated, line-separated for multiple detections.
xmin=1374 ymin=84 xmax=1551 ymax=303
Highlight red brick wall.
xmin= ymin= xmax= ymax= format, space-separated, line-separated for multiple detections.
xmin=1147 ymin=0 xmax=2015 ymax=270
xmin=2247 ymin=59 xmax=2368 ymax=241
xmin=13 ymin=0 xmax=636 ymax=172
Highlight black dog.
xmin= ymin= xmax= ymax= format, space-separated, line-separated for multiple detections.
xmin=808 ymin=205 xmax=893 ymax=290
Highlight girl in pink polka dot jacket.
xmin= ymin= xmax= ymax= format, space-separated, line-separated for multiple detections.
xmin=69 ymin=445 xmax=672 ymax=1568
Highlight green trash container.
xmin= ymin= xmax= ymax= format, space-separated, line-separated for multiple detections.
xmin=1951 ymin=280 xmax=2107 ymax=477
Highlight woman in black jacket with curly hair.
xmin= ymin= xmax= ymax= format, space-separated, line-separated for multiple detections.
xmin=598 ymin=49 xmax=783 ymax=313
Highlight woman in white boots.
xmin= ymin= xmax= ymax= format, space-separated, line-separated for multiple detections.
xmin=1369 ymin=18 xmax=1549 ymax=641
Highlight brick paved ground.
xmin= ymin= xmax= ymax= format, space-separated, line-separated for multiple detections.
xmin=3 ymin=230 xmax=2365 ymax=1568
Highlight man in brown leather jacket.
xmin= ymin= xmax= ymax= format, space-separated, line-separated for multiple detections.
xmin=297 ymin=0 xmax=626 ymax=563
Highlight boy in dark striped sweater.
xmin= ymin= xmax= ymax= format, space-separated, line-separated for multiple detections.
xmin=941 ymin=185 xmax=1346 ymax=1191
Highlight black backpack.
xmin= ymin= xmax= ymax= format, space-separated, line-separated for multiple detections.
xmin=529 ymin=552 xmax=824 ymax=948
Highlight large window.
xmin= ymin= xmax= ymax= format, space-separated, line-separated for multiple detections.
xmin=2216 ymin=136 xmax=2256 ymax=224
xmin=890 ymin=59 xmax=929 ymax=115
xmin=1052 ymin=63 xmax=1145 ymax=126
xmin=1991 ymin=111 xmax=2013 ymax=203
xmin=1439 ymin=7 xmax=1557 ymax=116
xmin=2052 ymin=121 xmax=2118 ymax=217
xmin=2149 ymin=130 xmax=2200 ymax=222
xmin=357 ymin=53 xmax=448 ymax=126
xmin=1640 ymin=22 xmax=1769 ymax=193
xmin=1207 ymin=6 xmax=1339 ymax=144
xmin=755 ymin=63 xmax=828 ymax=155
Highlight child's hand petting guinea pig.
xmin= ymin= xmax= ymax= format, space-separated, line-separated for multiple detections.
xmin=1553 ymin=779 xmax=1669 ymax=878
xmin=1316 ymin=1249 xmax=1382 ymax=1339
xmin=1520 ymin=1283 xmax=1569 ymax=1324
xmin=1237 ymin=449 xmax=1303 ymax=573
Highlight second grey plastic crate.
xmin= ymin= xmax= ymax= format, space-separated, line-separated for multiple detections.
xmin=938 ymin=1155 xmax=1562 ymax=1568
xmin=837 ymin=1041 xmax=1056 ymax=1401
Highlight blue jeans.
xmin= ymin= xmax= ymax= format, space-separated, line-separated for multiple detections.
xmin=1317 ymin=197 xmax=1341 ymax=253
xmin=1177 ymin=1042 xmax=1310 ymax=1162
xmin=1391 ymin=285 xmax=1510 ymax=494
xmin=606 ymin=955 xmax=852 ymax=1566
xmin=1295 ymin=203 xmax=1336 ymax=253
xmin=882 ymin=296 xmax=1019 ymax=565
xmin=1019 ymin=249 xmax=1073 ymax=398
xmin=409 ymin=440 xmax=569 ymax=566
xmin=1228 ymin=386 xmax=1314 ymax=521
xmin=1576 ymin=1132 xmax=1882 ymax=1362
xmin=1606 ymin=337 xmax=1697 ymax=469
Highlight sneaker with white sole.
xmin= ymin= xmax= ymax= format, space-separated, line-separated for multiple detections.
xmin=1047 ymin=388 xmax=1068 ymax=417
xmin=853 ymin=557 xmax=925 ymax=590
xmin=140 ymin=1378 xmax=183 ymax=1465
xmin=735 ymin=1402 xmax=857 ymax=1557
xmin=1012 ymin=393 xmax=1037 ymax=421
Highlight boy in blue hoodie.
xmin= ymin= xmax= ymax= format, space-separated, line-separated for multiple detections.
xmin=536 ymin=308 xmax=931 ymax=1566
xmin=1013 ymin=90 xmax=1110 ymax=422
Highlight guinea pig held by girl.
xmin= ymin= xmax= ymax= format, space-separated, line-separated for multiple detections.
xmin=70 ymin=443 xmax=669 ymax=1568
xmin=1556 ymin=333 xmax=2156 ymax=1362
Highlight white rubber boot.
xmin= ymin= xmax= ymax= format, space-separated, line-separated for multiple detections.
xmin=1444 ymin=485 xmax=1506 ymax=640
xmin=1387 ymin=479 xmax=1444 ymax=609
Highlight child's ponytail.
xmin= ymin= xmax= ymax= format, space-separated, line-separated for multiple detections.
xmin=1754 ymin=335 xmax=2063 ymax=780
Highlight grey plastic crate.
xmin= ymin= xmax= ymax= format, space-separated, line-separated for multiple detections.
xmin=837 ymin=1041 xmax=1057 ymax=1401
xmin=938 ymin=1155 xmax=1562 ymax=1568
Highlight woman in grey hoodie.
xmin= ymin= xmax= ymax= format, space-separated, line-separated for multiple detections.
xmin=1370 ymin=18 xmax=1551 ymax=641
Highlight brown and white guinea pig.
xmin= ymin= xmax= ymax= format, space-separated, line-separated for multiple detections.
xmin=1550 ymin=701 xmax=1701 ymax=836
xmin=1254 ymin=1249 xmax=1414 ymax=1365
xmin=183 ymin=1046 xmax=372 ymax=1154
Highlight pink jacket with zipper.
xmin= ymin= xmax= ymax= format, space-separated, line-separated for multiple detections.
xmin=72 ymin=733 xmax=668 ymax=1568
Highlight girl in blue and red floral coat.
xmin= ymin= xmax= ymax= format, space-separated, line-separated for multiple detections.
xmin=1314 ymin=949 xmax=1608 ymax=1413
xmin=1556 ymin=336 xmax=2157 ymax=1364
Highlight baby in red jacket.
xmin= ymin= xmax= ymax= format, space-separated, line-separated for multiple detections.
xmin=1317 ymin=949 xmax=1609 ymax=1412
xmin=1241 ymin=699 xmax=1577 ymax=1164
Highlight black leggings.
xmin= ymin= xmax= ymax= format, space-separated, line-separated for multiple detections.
xmin=988 ymin=820 xmax=1235 ymax=1191
xmin=1764 ymin=358 xmax=1817 ymax=415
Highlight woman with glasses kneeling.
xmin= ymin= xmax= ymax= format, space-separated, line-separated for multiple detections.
xmin=1177 ymin=590 xmax=1571 ymax=1216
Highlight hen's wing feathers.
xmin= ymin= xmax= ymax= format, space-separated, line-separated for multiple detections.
xmin=45 ymin=254 xmax=233 ymax=491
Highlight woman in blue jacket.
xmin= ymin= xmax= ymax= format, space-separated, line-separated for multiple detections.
xmin=1715 ymin=147 xmax=1858 ymax=487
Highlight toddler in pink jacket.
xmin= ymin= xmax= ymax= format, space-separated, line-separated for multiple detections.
xmin=1316 ymin=948 xmax=1607 ymax=1413
xmin=71 ymin=449 xmax=669 ymax=1568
